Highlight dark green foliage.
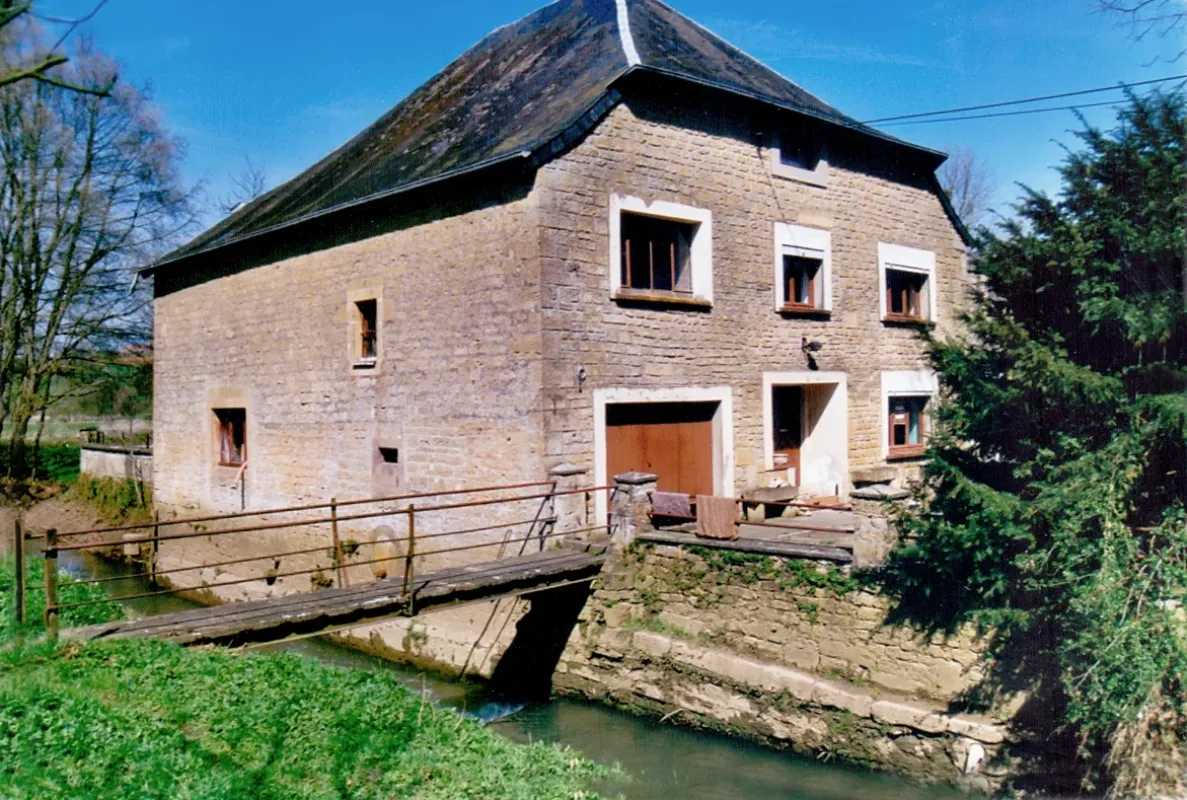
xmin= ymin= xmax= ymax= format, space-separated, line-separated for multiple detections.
xmin=0 ymin=443 xmax=79 ymax=483
xmin=886 ymin=91 xmax=1186 ymax=783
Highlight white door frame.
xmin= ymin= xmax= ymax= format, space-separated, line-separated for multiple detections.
xmin=762 ymin=371 xmax=849 ymax=496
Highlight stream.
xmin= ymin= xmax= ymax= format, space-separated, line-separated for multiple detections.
xmin=60 ymin=550 xmax=962 ymax=800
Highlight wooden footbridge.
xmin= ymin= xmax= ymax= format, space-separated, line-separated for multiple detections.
xmin=11 ymin=481 xmax=615 ymax=647
xmin=70 ymin=549 xmax=605 ymax=646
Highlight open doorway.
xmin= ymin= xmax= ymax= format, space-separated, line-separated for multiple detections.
xmin=763 ymin=372 xmax=849 ymax=497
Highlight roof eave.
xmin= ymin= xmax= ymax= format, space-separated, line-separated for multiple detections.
xmin=140 ymin=148 xmax=536 ymax=277
xmin=145 ymin=66 xmax=957 ymax=277
xmin=623 ymin=64 xmax=947 ymax=163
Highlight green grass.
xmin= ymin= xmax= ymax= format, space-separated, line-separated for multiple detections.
xmin=0 ymin=560 xmax=616 ymax=799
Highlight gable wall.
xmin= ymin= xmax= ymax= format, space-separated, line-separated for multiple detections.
xmin=536 ymin=95 xmax=969 ymax=494
xmin=152 ymin=191 xmax=548 ymax=533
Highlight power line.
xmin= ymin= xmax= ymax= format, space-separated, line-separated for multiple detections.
xmin=862 ymin=74 xmax=1186 ymax=124
xmin=877 ymin=98 xmax=1128 ymax=127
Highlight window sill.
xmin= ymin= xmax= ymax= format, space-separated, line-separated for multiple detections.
xmin=613 ymin=289 xmax=712 ymax=309
xmin=770 ymin=154 xmax=830 ymax=187
xmin=352 ymin=358 xmax=378 ymax=371
xmin=779 ymin=304 xmax=831 ymax=318
xmin=887 ymin=448 xmax=927 ymax=461
xmin=882 ymin=314 xmax=934 ymax=327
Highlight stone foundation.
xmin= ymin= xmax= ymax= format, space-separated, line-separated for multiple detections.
xmin=554 ymin=542 xmax=1015 ymax=791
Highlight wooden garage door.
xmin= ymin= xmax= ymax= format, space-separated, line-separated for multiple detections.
xmin=606 ymin=402 xmax=716 ymax=497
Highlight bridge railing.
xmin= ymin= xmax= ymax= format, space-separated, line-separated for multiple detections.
xmin=12 ymin=480 xmax=620 ymax=638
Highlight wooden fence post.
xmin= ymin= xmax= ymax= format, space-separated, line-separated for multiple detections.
xmin=13 ymin=519 xmax=25 ymax=627
xmin=403 ymin=505 xmax=416 ymax=615
xmin=43 ymin=528 xmax=58 ymax=640
xmin=330 ymin=498 xmax=346 ymax=589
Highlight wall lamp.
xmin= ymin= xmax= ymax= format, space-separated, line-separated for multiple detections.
xmin=802 ymin=337 xmax=823 ymax=371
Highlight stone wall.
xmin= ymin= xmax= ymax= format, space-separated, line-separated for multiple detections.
xmin=555 ymin=542 xmax=1012 ymax=790
xmin=151 ymin=80 xmax=968 ymax=534
xmin=80 ymin=445 xmax=153 ymax=485
xmin=535 ymin=84 xmax=971 ymax=495
xmin=152 ymin=176 xmax=549 ymax=567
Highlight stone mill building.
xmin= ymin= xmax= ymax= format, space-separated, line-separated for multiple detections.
xmin=143 ymin=0 xmax=971 ymax=520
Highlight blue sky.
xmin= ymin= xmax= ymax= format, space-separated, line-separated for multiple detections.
xmin=42 ymin=0 xmax=1185 ymax=228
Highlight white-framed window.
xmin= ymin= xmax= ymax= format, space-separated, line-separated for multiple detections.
xmin=878 ymin=243 xmax=936 ymax=323
xmin=769 ymin=134 xmax=829 ymax=187
xmin=881 ymin=371 xmax=938 ymax=460
xmin=609 ymin=194 xmax=713 ymax=307
xmin=773 ymin=223 xmax=832 ymax=313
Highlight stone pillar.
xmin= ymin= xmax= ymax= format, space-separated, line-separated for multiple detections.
xmin=610 ymin=471 xmax=657 ymax=548
xmin=548 ymin=462 xmax=591 ymax=535
xmin=848 ymin=484 xmax=910 ymax=569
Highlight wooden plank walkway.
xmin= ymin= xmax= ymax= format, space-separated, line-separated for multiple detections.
xmin=68 ymin=549 xmax=605 ymax=647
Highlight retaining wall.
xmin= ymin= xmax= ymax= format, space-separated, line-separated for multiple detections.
xmin=79 ymin=445 xmax=153 ymax=485
xmin=554 ymin=542 xmax=1015 ymax=791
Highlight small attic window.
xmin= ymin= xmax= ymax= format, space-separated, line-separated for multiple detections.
xmin=770 ymin=134 xmax=829 ymax=187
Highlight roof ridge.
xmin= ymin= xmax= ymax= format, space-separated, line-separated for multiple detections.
xmin=615 ymin=0 xmax=641 ymax=67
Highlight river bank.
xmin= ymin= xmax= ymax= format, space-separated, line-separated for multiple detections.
xmin=0 ymin=557 xmax=614 ymax=800
xmin=2 ymin=499 xmax=968 ymax=799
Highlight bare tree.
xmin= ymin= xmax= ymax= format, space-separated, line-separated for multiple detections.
xmin=1099 ymin=0 xmax=1186 ymax=38
xmin=0 ymin=35 xmax=194 ymax=474
xmin=218 ymin=157 xmax=268 ymax=216
xmin=939 ymin=145 xmax=995 ymax=230
xmin=0 ymin=1 xmax=113 ymax=94
xmin=1098 ymin=0 xmax=1186 ymax=59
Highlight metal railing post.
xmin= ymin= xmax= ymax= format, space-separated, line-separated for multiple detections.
xmin=43 ymin=528 xmax=58 ymax=640
xmin=13 ymin=519 xmax=25 ymax=627
xmin=330 ymin=497 xmax=346 ymax=588
xmin=150 ymin=510 xmax=160 ymax=587
xmin=403 ymin=504 xmax=416 ymax=615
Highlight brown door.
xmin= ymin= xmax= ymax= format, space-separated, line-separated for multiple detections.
xmin=772 ymin=385 xmax=803 ymax=486
xmin=606 ymin=402 xmax=716 ymax=496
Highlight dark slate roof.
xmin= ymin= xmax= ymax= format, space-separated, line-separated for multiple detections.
xmin=148 ymin=0 xmax=946 ymax=273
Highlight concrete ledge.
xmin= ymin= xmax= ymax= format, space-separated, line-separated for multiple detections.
xmin=637 ymin=529 xmax=852 ymax=563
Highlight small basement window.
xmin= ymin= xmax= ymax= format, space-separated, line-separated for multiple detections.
xmin=353 ymin=298 xmax=378 ymax=368
xmin=621 ymin=212 xmax=695 ymax=294
xmin=887 ymin=396 xmax=928 ymax=459
xmin=214 ymin=408 xmax=246 ymax=467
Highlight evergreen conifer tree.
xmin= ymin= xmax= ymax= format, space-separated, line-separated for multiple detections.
xmin=890 ymin=91 xmax=1186 ymax=794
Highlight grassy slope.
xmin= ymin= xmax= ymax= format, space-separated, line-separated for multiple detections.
xmin=0 ymin=561 xmax=614 ymax=799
